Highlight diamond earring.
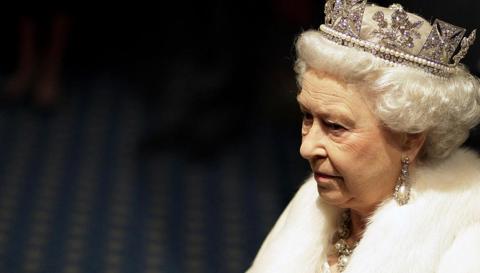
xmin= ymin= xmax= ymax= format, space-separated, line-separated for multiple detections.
xmin=393 ymin=156 xmax=410 ymax=206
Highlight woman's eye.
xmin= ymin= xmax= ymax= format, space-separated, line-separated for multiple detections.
xmin=302 ymin=112 xmax=313 ymax=123
xmin=323 ymin=121 xmax=346 ymax=131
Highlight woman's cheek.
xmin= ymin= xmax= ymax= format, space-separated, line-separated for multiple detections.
xmin=333 ymin=131 xmax=371 ymax=154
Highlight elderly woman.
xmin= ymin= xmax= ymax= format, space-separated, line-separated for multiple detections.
xmin=247 ymin=1 xmax=480 ymax=273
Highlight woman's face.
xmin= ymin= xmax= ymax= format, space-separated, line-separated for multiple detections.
xmin=297 ymin=70 xmax=405 ymax=215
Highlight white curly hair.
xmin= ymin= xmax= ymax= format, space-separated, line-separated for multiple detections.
xmin=295 ymin=30 xmax=480 ymax=163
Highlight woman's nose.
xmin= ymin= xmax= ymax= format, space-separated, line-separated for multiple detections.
xmin=300 ymin=122 xmax=327 ymax=160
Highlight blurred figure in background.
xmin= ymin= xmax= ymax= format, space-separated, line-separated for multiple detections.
xmin=3 ymin=12 xmax=71 ymax=109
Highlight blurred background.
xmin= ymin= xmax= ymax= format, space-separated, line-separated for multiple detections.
xmin=0 ymin=1 xmax=478 ymax=273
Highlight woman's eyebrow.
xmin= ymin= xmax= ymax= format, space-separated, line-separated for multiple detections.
xmin=296 ymin=96 xmax=308 ymax=109
xmin=297 ymin=102 xmax=307 ymax=111
xmin=296 ymin=97 xmax=356 ymax=126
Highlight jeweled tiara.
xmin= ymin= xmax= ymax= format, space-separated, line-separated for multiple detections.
xmin=319 ymin=0 xmax=477 ymax=77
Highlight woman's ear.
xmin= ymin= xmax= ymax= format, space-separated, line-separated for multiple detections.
xmin=402 ymin=132 xmax=427 ymax=162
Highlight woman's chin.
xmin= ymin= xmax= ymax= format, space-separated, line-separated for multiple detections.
xmin=317 ymin=188 xmax=350 ymax=207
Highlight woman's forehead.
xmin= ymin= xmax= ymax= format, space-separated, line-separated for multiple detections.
xmin=300 ymin=71 xmax=353 ymax=96
xmin=297 ymin=90 xmax=356 ymax=122
xmin=297 ymin=71 xmax=378 ymax=124
xmin=299 ymin=74 xmax=357 ymax=108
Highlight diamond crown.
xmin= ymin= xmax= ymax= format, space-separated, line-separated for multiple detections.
xmin=321 ymin=0 xmax=476 ymax=76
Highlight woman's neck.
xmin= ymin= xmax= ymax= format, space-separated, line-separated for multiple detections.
xmin=349 ymin=209 xmax=368 ymax=242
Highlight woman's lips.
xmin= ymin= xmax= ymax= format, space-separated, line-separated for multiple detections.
xmin=314 ymin=172 xmax=341 ymax=188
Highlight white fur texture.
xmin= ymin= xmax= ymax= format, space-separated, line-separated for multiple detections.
xmin=246 ymin=148 xmax=480 ymax=273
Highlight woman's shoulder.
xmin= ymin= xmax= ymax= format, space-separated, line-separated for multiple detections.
xmin=410 ymin=148 xmax=480 ymax=218
xmin=438 ymin=148 xmax=480 ymax=175
xmin=415 ymin=148 xmax=480 ymax=192
xmin=437 ymin=223 xmax=480 ymax=272
xmin=246 ymin=176 xmax=341 ymax=273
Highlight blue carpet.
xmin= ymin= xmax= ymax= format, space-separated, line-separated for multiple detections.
xmin=0 ymin=75 xmax=308 ymax=273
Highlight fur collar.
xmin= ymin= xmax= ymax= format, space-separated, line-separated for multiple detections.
xmin=247 ymin=148 xmax=480 ymax=273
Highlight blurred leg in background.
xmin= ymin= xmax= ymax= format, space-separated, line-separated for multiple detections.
xmin=4 ymin=16 xmax=36 ymax=102
xmin=3 ymin=12 xmax=71 ymax=109
xmin=34 ymin=13 xmax=71 ymax=108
